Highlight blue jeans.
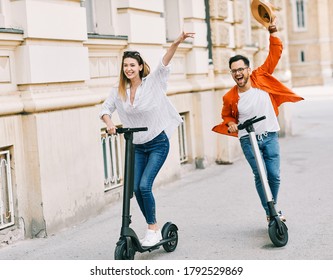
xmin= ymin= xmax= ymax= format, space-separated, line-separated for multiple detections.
xmin=240 ymin=132 xmax=280 ymax=215
xmin=133 ymin=131 xmax=170 ymax=224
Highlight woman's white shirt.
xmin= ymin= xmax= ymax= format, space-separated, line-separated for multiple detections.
xmin=100 ymin=58 xmax=182 ymax=144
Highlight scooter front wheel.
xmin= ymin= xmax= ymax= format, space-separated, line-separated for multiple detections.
xmin=268 ymin=220 xmax=288 ymax=247
xmin=114 ymin=238 xmax=136 ymax=260
xmin=162 ymin=222 xmax=178 ymax=252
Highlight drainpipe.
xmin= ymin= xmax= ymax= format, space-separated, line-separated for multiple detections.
xmin=204 ymin=0 xmax=213 ymax=65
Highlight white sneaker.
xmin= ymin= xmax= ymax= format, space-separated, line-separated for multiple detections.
xmin=141 ymin=229 xmax=162 ymax=247
xmin=139 ymin=229 xmax=151 ymax=244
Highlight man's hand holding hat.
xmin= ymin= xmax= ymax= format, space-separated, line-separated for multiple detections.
xmin=251 ymin=0 xmax=277 ymax=34
xmin=268 ymin=15 xmax=278 ymax=35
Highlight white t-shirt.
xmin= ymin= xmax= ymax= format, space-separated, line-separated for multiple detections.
xmin=238 ymin=87 xmax=280 ymax=138
xmin=100 ymin=59 xmax=182 ymax=144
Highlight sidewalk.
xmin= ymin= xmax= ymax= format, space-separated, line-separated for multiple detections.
xmin=293 ymin=84 xmax=333 ymax=99
xmin=0 ymin=85 xmax=333 ymax=260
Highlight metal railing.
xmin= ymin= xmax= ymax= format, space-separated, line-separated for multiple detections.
xmin=0 ymin=150 xmax=14 ymax=230
xmin=101 ymin=114 xmax=189 ymax=191
xmin=178 ymin=114 xmax=188 ymax=164
xmin=101 ymin=131 xmax=123 ymax=191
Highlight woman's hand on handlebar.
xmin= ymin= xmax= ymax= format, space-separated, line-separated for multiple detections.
xmin=106 ymin=125 xmax=116 ymax=135
xmin=102 ymin=114 xmax=117 ymax=135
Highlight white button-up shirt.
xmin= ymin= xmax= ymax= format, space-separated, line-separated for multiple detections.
xmin=100 ymin=59 xmax=182 ymax=144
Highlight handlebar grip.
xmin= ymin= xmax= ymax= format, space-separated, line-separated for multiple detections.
xmin=237 ymin=116 xmax=266 ymax=130
xmin=252 ymin=115 xmax=266 ymax=124
xmin=116 ymin=127 xmax=148 ymax=134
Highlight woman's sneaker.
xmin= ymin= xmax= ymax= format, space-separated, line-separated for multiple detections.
xmin=139 ymin=232 xmax=148 ymax=244
xmin=141 ymin=229 xmax=162 ymax=247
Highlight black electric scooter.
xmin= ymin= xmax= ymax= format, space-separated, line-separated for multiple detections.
xmin=238 ymin=116 xmax=288 ymax=247
xmin=113 ymin=127 xmax=179 ymax=260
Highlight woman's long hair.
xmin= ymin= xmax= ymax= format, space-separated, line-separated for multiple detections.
xmin=118 ymin=51 xmax=150 ymax=101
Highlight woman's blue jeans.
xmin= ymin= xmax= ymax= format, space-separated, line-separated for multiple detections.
xmin=240 ymin=132 xmax=280 ymax=215
xmin=133 ymin=131 xmax=170 ymax=224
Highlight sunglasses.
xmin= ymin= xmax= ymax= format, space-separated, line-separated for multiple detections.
xmin=123 ymin=51 xmax=141 ymax=57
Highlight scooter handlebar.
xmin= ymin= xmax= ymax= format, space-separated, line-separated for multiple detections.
xmin=116 ymin=127 xmax=148 ymax=134
xmin=238 ymin=116 xmax=266 ymax=130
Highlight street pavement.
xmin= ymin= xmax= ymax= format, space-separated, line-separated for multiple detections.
xmin=0 ymin=85 xmax=333 ymax=260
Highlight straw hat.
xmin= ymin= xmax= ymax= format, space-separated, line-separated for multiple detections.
xmin=251 ymin=0 xmax=276 ymax=28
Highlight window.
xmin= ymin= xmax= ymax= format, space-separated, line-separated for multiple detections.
xmin=178 ymin=114 xmax=188 ymax=164
xmin=300 ymin=50 xmax=305 ymax=62
xmin=85 ymin=0 xmax=115 ymax=35
xmin=0 ymin=0 xmax=4 ymax=27
xmin=164 ymin=0 xmax=181 ymax=41
xmin=291 ymin=0 xmax=307 ymax=31
xmin=101 ymin=131 xmax=123 ymax=191
xmin=0 ymin=150 xmax=14 ymax=230
xmin=296 ymin=0 xmax=305 ymax=28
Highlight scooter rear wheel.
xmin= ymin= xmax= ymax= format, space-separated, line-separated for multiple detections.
xmin=162 ymin=223 xmax=178 ymax=252
xmin=268 ymin=220 xmax=288 ymax=247
xmin=114 ymin=239 xmax=135 ymax=260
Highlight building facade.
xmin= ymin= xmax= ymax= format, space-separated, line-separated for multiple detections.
xmin=286 ymin=0 xmax=333 ymax=86
xmin=0 ymin=0 xmax=297 ymax=244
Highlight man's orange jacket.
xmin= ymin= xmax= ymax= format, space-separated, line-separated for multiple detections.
xmin=212 ymin=35 xmax=304 ymax=138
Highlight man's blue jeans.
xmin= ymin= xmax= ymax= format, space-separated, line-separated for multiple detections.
xmin=240 ymin=132 xmax=280 ymax=215
xmin=134 ymin=131 xmax=170 ymax=224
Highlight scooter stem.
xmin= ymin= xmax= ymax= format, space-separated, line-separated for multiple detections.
xmin=247 ymin=125 xmax=274 ymax=203
xmin=122 ymin=131 xmax=135 ymax=228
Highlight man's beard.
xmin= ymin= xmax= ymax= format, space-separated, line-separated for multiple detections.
xmin=235 ymin=75 xmax=249 ymax=88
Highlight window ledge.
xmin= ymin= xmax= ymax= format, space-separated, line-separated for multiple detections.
xmin=87 ymin=33 xmax=127 ymax=40
xmin=0 ymin=28 xmax=24 ymax=34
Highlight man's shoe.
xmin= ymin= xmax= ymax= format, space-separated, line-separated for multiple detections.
xmin=278 ymin=211 xmax=286 ymax=222
xmin=267 ymin=211 xmax=287 ymax=222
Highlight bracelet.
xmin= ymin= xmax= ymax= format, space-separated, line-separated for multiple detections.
xmin=268 ymin=25 xmax=278 ymax=34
